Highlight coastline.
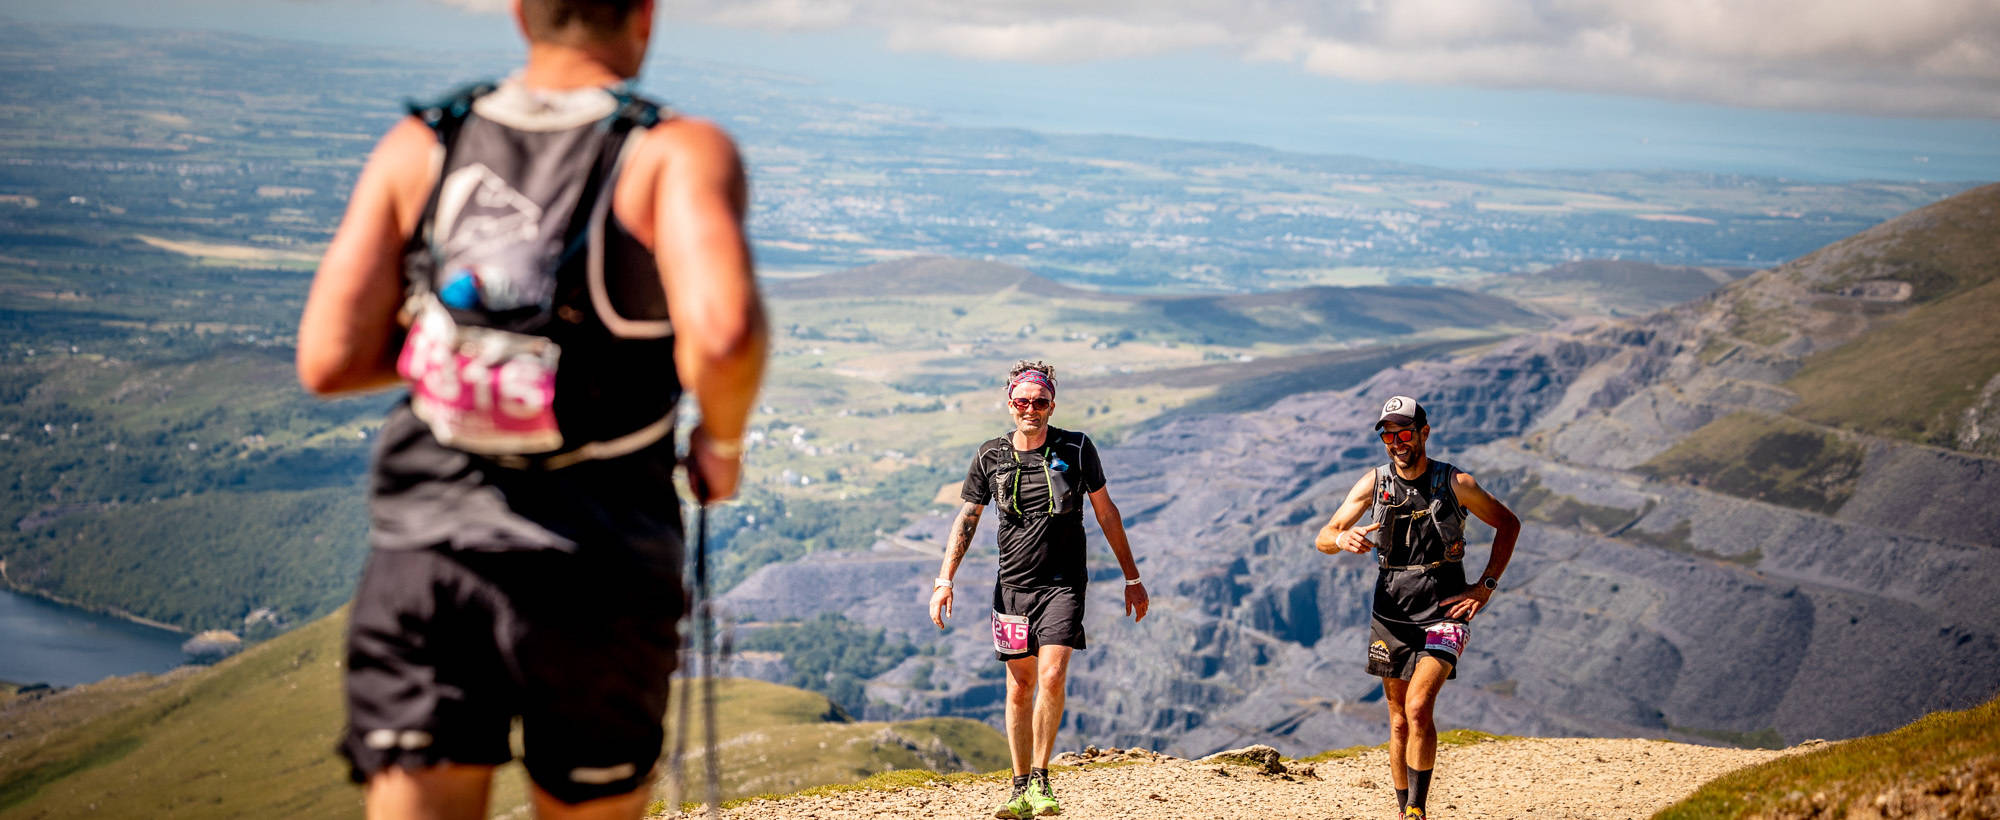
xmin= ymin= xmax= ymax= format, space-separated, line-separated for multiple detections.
xmin=0 ymin=558 xmax=188 ymax=635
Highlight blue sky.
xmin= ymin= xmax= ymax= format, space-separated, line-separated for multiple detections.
xmin=8 ymin=0 xmax=1999 ymax=181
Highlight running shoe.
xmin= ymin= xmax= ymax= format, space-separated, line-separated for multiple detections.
xmin=993 ymin=786 xmax=1032 ymax=819
xmin=1404 ymin=807 xmax=1427 ymax=819
xmin=1024 ymin=775 xmax=1062 ymax=816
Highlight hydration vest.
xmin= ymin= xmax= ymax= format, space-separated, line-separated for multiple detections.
xmin=1000 ymin=430 xmax=1088 ymax=521
xmin=394 ymin=80 xmax=680 ymax=469
xmin=1371 ymin=461 xmax=1467 ymax=570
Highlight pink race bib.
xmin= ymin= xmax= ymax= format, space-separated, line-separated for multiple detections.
xmin=992 ymin=612 xmax=1030 ymax=655
xmin=396 ymin=298 xmax=563 ymax=455
xmin=1423 ymin=622 xmax=1469 ymax=658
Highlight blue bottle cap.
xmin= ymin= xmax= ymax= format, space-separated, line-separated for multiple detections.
xmin=439 ymin=269 xmax=480 ymax=310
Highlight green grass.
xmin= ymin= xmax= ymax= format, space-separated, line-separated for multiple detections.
xmin=1785 ymin=277 xmax=2000 ymax=454
xmin=0 ymin=610 xmax=355 ymax=819
xmin=1638 ymin=412 xmax=1866 ymax=515
xmin=1656 ymin=695 xmax=2000 ymax=819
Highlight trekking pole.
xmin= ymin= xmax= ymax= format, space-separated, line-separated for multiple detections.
xmin=663 ymin=502 xmax=694 ymax=815
xmin=696 ymin=503 xmax=722 ymax=816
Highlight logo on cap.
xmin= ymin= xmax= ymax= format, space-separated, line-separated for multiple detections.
xmin=1383 ymin=397 xmax=1405 ymax=414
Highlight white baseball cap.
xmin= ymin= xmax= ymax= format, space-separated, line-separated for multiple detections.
xmin=1375 ymin=395 xmax=1427 ymax=429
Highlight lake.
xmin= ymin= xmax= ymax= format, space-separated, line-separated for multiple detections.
xmin=0 ymin=588 xmax=190 ymax=688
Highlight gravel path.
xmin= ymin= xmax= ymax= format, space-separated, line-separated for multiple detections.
xmin=663 ymin=737 xmax=1794 ymax=820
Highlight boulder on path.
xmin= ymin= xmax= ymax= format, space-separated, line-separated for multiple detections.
xmin=1198 ymin=744 xmax=1286 ymax=775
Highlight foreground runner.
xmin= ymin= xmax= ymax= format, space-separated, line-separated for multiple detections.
xmin=297 ymin=1 xmax=766 ymax=816
xmin=1315 ymin=396 xmax=1520 ymax=820
xmin=929 ymin=361 xmax=1149 ymax=818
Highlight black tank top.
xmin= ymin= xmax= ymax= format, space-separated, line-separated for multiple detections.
xmin=1371 ymin=460 xmax=1470 ymax=624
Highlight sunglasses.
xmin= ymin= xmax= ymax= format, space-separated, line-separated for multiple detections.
xmin=1009 ymin=397 xmax=1053 ymax=412
xmin=1379 ymin=429 xmax=1417 ymax=444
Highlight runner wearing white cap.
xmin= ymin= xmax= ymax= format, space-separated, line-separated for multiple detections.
xmin=1314 ymin=395 xmax=1521 ymax=819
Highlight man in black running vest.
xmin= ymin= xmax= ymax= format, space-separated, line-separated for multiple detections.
xmin=1315 ymin=396 xmax=1519 ymax=820
xmin=298 ymin=1 xmax=767 ymax=817
xmin=929 ymin=360 xmax=1148 ymax=819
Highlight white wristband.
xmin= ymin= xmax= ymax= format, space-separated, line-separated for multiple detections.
xmin=934 ymin=578 xmax=953 ymax=589
xmin=1125 ymin=577 xmax=1142 ymax=586
xmin=700 ymin=435 xmax=745 ymax=459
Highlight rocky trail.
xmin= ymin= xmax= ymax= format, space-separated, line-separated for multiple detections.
xmin=663 ymin=737 xmax=1801 ymax=819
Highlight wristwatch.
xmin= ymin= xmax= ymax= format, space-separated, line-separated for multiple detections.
xmin=1479 ymin=576 xmax=1499 ymax=591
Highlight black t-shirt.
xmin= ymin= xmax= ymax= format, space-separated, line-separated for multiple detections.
xmin=961 ymin=428 xmax=1106 ymax=589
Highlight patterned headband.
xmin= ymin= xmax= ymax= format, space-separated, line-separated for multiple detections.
xmin=1006 ymin=369 xmax=1055 ymax=398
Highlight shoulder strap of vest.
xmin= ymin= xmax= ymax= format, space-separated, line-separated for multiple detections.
xmin=547 ymin=90 xmax=664 ymax=312
xmin=605 ymin=86 xmax=663 ymax=130
xmin=1373 ymin=464 xmax=1392 ymax=515
xmin=406 ymin=81 xmax=499 ymax=146
xmin=1430 ymin=462 xmax=1465 ymax=522
xmin=401 ymin=81 xmax=498 ymax=294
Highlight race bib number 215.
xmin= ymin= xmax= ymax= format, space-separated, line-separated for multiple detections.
xmin=992 ymin=612 xmax=1030 ymax=655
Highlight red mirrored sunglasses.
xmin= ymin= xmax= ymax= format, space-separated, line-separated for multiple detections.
xmin=1009 ymin=397 xmax=1053 ymax=411
xmin=1379 ymin=429 xmax=1417 ymax=444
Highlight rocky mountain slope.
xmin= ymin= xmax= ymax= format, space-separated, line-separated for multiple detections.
xmin=718 ymin=183 xmax=2000 ymax=756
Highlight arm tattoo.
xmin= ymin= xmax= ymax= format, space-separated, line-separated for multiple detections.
xmin=946 ymin=505 xmax=982 ymax=562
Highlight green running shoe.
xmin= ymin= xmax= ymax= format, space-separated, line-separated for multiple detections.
xmin=1024 ymin=776 xmax=1062 ymax=816
xmin=993 ymin=787 xmax=1032 ymax=819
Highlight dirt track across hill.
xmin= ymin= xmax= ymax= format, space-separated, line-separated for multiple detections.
xmin=661 ymin=736 xmax=1798 ymax=820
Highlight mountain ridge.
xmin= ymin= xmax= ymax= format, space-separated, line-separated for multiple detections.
xmin=718 ymin=182 xmax=2000 ymax=758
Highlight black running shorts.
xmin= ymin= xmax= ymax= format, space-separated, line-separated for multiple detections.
xmin=339 ymin=546 xmax=683 ymax=804
xmin=1367 ymin=615 xmax=1468 ymax=681
xmin=991 ymin=584 xmax=1086 ymax=661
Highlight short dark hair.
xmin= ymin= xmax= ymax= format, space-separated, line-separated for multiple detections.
xmin=521 ymin=0 xmax=644 ymax=41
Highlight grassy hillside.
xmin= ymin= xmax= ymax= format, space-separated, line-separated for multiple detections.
xmin=1632 ymin=184 xmax=2000 ymax=506
xmin=1785 ymin=277 xmax=2000 ymax=453
xmin=1657 ymin=694 xmax=2000 ymax=819
xmin=0 ymin=610 xmax=1006 ymax=819
xmin=1638 ymin=412 xmax=1866 ymax=515
xmin=1797 ymin=182 xmax=2000 ymax=304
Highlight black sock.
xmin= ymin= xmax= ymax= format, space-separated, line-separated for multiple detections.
xmin=1408 ymin=767 xmax=1433 ymax=810
xmin=1396 ymin=787 xmax=1409 ymax=811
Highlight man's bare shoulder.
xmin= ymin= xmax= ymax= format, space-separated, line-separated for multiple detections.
xmin=635 ymin=115 xmax=741 ymax=168
xmin=371 ymin=116 xmax=437 ymax=175
xmin=364 ymin=116 xmax=442 ymax=227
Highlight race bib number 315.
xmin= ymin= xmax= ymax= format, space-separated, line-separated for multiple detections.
xmin=992 ymin=612 xmax=1030 ymax=655
xmin=396 ymin=299 xmax=563 ymax=455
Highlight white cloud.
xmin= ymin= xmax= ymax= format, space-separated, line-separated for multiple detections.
xmin=453 ymin=0 xmax=2000 ymax=117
